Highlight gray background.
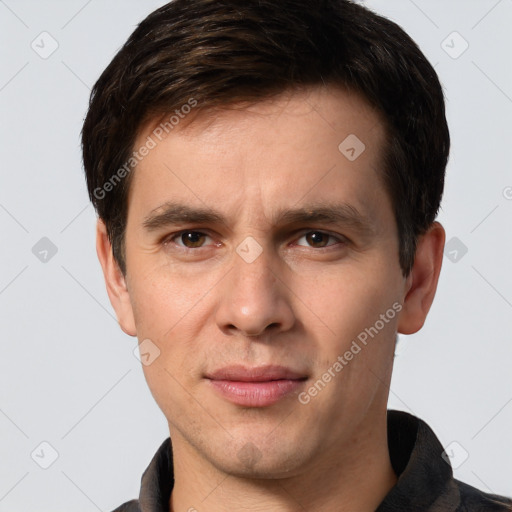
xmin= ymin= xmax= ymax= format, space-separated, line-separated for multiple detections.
xmin=0 ymin=0 xmax=511 ymax=510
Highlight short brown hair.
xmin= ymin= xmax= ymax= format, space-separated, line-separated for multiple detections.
xmin=82 ymin=0 xmax=450 ymax=277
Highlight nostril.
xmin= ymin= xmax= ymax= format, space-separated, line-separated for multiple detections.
xmin=243 ymin=322 xmax=281 ymax=337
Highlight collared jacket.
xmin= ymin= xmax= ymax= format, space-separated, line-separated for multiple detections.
xmin=112 ymin=410 xmax=512 ymax=511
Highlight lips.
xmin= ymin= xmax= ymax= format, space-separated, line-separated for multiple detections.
xmin=206 ymin=365 xmax=307 ymax=382
xmin=205 ymin=365 xmax=308 ymax=407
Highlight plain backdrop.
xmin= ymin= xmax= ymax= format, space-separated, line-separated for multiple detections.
xmin=0 ymin=0 xmax=511 ymax=510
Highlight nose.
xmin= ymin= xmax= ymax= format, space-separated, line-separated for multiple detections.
xmin=214 ymin=242 xmax=295 ymax=338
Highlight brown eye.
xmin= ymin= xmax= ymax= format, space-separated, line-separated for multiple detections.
xmin=296 ymin=231 xmax=341 ymax=248
xmin=305 ymin=231 xmax=330 ymax=248
xmin=177 ymin=231 xmax=207 ymax=248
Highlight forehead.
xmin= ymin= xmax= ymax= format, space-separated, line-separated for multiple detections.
xmin=128 ymin=86 xmax=390 ymax=228
xmin=154 ymin=86 xmax=385 ymax=156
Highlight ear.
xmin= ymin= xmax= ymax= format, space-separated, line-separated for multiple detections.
xmin=96 ymin=218 xmax=137 ymax=336
xmin=397 ymin=221 xmax=445 ymax=335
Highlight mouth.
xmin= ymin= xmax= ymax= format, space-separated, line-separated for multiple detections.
xmin=205 ymin=365 xmax=308 ymax=407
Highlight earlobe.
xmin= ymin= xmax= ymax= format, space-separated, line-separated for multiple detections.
xmin=96 ymin=218 xmax=137 ymax=337
xmin=397 ymin=221 xmax=445 ymax=335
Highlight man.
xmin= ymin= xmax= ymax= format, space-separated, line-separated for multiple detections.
xmin=82 ymin=0 xmax=512 ymax=510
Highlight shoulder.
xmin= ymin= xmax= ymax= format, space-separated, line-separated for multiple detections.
xmin=110 ymin=499 xmax=141 ymax=512
xmin=456 ymin=479 xmax=512 ymax=511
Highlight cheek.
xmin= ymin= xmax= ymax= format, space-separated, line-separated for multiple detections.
xmin=298 ymin=264 xmax=396 ymax=330
xmin=128 ymin=262 xmax=220 ymax=402
xmin=130 ymin=269 xmax=207 ymax=411
xmin=128 ymin=261 xmax=212 ymax=341
xmin=293 ymin=262 xmax=401 ymax=379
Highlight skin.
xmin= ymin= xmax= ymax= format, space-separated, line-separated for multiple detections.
xmin=97 ymin=86 xmax=445 ymax=512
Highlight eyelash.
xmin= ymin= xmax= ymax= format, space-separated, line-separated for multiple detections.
xmin=162 ymin=229 xmax=347 ymax=251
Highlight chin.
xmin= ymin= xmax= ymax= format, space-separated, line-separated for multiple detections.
xmin=207 ymin=437 xmax=311 ymax=480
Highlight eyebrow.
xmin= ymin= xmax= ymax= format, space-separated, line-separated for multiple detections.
xmin=142 ymin=201 xmax=376 ymax=236
xmin=275 ymin=203 xmax=375 ymax=236
xmin=142 ymin=203 xmax=225 ymax=232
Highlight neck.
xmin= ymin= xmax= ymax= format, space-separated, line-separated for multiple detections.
xmin=169 ymin=410 xmax=397 ymax=512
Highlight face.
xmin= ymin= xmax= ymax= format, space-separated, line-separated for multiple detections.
xmin=102 ymin=87 xmax=422 ymax=478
